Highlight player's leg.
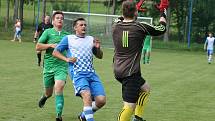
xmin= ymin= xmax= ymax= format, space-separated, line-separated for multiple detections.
xmin=90 ymin=73 xmax=106 ymax=112
xmin=39 ymin=88 xmax=53 ymax=107
xmin=146 ymin=48 xmax=151 ymax=64
xmin=37 ymin=51 xmax=42 ymax=66
xmin=78 ymin=96 xmax=105 ymax=121
xmin=133 ymin=81 xmax=150 ymax=121
xmin=54 ymin=69 xmax=67 ymax=120
xmin=80 ymin=90 xmax=94 ymax=121
xmin=54 ymin=80 xmax=65 ymax=121
xmin=142 ymin=49 xmax=147 ymax=64
xmin=39 ymin=72 xmax=54 ymax=108
xmin=74 ymin=75 xmax=94 ymax=121
xmin=117 ymin=73 xmax=143 ymax=121
xmin=118 ymin=102 xmax=135 ymax=121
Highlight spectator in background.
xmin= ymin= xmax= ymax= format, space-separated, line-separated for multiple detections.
xmin=204 ymin=32 xmax=215 ymax=64
xmin=11 ymin=19 xmax=21 ymax=43
xmin=34 ymin=15 xmax=53 ymax=66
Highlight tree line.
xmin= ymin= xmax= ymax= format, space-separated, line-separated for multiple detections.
xmin=1 ymin=0 xmax=215 ymax=43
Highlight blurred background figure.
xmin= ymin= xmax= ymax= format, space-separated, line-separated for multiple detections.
xmin=34 ymin=15 xmax=53 ymax=66
xmin=204 ymin=32 xmax=215 ymax=64
xmin=11 ymin=19 xmax=21 ymax=43
xmin=142 ymin=35 xmax=152 ymax=64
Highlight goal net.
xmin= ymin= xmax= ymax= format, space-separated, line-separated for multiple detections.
xmin=58 ymin=11 xmax=153 ymax=48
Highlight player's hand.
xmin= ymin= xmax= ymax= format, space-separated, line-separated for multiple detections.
xmin=93 ymin=38 xmax=101 ymax=48
xmin=66 ymin=57 xmax=77 ymax=63
xmin=50 ymin=44 xmax=57 ymax=48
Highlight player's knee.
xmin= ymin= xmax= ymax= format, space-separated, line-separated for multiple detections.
xmin=45 ymin=87 xmax=54 ymax=97
xmin=54 ymin=81 xmax=65 ymax=92
xmin=140 ymin=82 xmax=150 ymax=93
xmin=95 ymin=96 xmax=106 ymax=108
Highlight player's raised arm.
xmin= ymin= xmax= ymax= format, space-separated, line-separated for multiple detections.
xmin=93 ymin=38 xmax=103 ymax=59
xmin=141 ymin=9 xmax=167 ymax=36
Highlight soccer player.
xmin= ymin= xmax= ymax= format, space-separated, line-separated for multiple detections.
xmin=142 ymin=35 xmax=152 ymax=64
xmin=112 ymin=1 xmax=167 ymax=121
xmin=52 ymin=17 xmax=106 ymax=121
xmin=204 ymin=32 xmax=215 ymax=64
xmin=34 ymin=15 xmax=53 ymax=66
xmin=35 ymin=11 xmax=69 ymax=121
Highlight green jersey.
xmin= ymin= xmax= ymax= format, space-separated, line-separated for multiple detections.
xmin=143 ymin=35 xmax=151 ymax=49
xmin=38 ymin=28 xmax=69 ymax=72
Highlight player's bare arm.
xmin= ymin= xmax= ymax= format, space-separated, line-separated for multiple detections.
xmin=52 ymin=50 xmax=77 ymax=63
xmin=93 ymin=38 xmax=103 ymax=59
xmin=36 ymin=43 xmax=57 ymax=51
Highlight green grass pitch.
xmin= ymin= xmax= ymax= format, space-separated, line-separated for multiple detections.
xmin=0 ymin=40 xmax=215 ymax=121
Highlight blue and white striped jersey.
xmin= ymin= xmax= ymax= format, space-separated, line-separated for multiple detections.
xmin=55 ymin=35 xmax=95 ymax=75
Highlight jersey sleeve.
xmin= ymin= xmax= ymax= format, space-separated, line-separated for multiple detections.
xmin=55 ymin=36 xmax=69 ymax=52
xmin=140 ymin=22 xmax=166 ymax=36
xmin=38 ymin=29 xmax=49 ymax=43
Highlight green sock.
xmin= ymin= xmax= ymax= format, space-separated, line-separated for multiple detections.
xmin=143 ymin=56 xmax=146 ymax=64
xmin=144 ymin=57 xmax=147 ymax=64
xmin=55 ymin=94 xmax=64 ymax=117
xmin=147 ymin=57 xmax=150 ymax=63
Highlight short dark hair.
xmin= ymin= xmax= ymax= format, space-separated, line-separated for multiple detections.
xmin=73 ymin=17 xmax=86 ymax=28
xmin=122 ymin=1 xmax=137 ymax=18
xmin=52 ymin=11 xmax=64 ymax=20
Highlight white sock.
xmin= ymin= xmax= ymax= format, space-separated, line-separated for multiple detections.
xmin=83 ymin=106 xmax=94 ymax=121
xmin=92 ymin=101 xmax=99 ymax=112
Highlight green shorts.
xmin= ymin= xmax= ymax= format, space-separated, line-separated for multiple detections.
xmin=43 ymin=67 xmax=68 ymax=88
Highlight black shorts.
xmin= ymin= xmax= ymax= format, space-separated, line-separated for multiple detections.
xmin=116 ymin=73 xmax=146 ymax=103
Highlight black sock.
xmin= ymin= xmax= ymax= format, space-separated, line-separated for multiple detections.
xmin=37 ymin=53 xmax=41 ymax=64
xmin=135 ymin=115 xmax=143 ymax=120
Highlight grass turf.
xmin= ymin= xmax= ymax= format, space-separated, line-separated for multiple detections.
xmin=0 ymin=40 xmax=215 ymax=121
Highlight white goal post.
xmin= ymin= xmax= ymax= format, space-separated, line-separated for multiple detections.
xmin=54 ymin=11 xmax=153 ymax=48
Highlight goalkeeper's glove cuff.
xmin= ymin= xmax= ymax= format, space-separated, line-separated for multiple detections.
xmin=160 ymin=8 xmax=167 ymax=19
